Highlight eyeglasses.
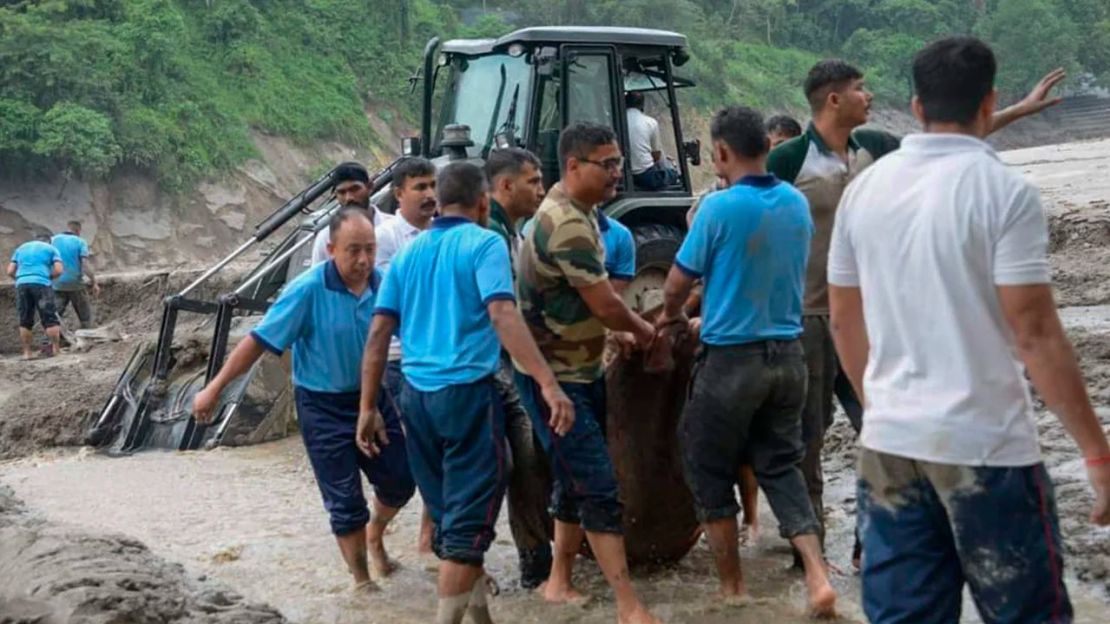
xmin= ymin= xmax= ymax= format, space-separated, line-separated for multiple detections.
xmin=579 ymin=157 xmax=625 ymax=172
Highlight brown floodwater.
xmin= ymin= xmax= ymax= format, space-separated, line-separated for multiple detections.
xmin=3 ymin=437 xmax=1107 ymax=623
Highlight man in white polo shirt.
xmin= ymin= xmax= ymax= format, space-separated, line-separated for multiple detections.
xmin=828 ymin=37 xmax=1110 ymax=623
xmin=311 ymin=162 xmax=394 ymax=266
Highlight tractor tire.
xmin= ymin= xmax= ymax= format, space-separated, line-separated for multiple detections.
xmin=632 ymin=223 xmax=684 ymax=275
xmin=605 ymin=220 xmax=700 ymax=566
xmin=622 ymin=223 xmax=685 ymax=315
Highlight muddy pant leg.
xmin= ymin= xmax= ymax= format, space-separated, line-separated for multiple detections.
xmin=515 ymin=372 xmax=623 ymax=534
xmin=294 ymin=388 xmax=371 ymax=535
xmin=70 ymin=288 xmax=93 ymax=328
xmin=926 ymin=461 xmax=1073 ymax=624
xmin=678 ymin=345 xmax=768 ymax=523
xmin=857 ymin=449 xmax=964 ymax=623
xmin=433 ymin=379 xmax=508 ymax=565
xmin=497 ymin=359 xmax=553 ymax=588
xmin=398 ymin=380 xmax=447 ymax=538
xmin=361 ymin=380 xmax=416 ymax=509
xmin=800 ymin=315 xmax=835 ymax=545
xmin=833 ymin=361 xmax=863 ymax=435
xmin=54 ymin=290 xmax=73 ymax=321
xmin=747 ymin=342 xmax=819 ymax=538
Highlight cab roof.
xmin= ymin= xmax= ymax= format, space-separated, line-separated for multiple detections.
xmin=440 ymin=26 xmax=687 ymax=56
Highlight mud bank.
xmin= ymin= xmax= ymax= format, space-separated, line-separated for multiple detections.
xmin=0 ymin=267 xmax=253 ymax=460
xmin=0 ymin=485 xmax=286 ymax=624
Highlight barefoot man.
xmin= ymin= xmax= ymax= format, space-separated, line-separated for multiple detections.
xmin=513 ymin=122 xmax=661 ymax=624
xmin=358 ymin=162 xmax=574 ymax=624
xmin=194 ymin=207 xmax=415 ymax=591
xmin=656 ymin=106 xmax=836 ymax=616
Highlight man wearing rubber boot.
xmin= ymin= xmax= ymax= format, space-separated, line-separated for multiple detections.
xmin=358 ymin=162 xmax=574 ymax=624
xmin=514 ymin=122 xmax=661 ymax=624
xmin=484 ymin=147 xmax=554 ymax=589
xmin=194 ymin=208 xmax=415 ymax=593
xmin=656 ymin=106 xmax=836 ymax=617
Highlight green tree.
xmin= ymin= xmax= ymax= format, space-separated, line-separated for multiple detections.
xmin=33 ymin=102 xmax=121 ymax=178
xmin=979 ymin=0 xmax=1080 ymax=97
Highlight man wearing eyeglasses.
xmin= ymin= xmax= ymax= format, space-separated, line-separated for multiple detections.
xmin=514 ymin=122 xmax=660 ymax=624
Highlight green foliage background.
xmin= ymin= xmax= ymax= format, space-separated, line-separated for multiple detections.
xmin=1 ymin=0 xmax=1106 ymax=190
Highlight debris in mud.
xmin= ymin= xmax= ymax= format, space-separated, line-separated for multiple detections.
xmin=0 ymin=485 xmax=288 ymax=624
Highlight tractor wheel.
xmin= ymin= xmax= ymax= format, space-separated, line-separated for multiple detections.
xmin=622 ymin=223 xmax=684 ymax=314
xmin=605 ymin=221 xmax=700 ymax=566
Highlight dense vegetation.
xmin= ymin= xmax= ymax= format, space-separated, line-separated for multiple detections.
xmin=1 ymin=0 xmax=1107 ymax=189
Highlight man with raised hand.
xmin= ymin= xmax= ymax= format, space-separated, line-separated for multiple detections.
xmin=768 ymin=57 xmax=1066 ymax=559
xmin=829 ymin=37 xmax=1110 ymax=622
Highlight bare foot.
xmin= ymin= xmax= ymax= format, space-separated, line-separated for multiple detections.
xmin=617 ymin=604 xmax=663 ymax=624
xmin=367 ymin=545 xmax=398 ymax=579
xmin=352 ymin=579 xmax=380 ymax=594
xmin=537 ymin=581 xmax=591 ymax=606
xmin=21 ymin=352 xmax=33 ymax=361
xmin=714 ymin=589 xmax=753 ymax=608
xmin=738 ymin=523 xmax=760 ymax=546
xmin=806 ymin=580 xmax=837 ymax=619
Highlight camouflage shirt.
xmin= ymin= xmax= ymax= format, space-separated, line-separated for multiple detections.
xmin=516 ymin=182 xmax=609 ymax=383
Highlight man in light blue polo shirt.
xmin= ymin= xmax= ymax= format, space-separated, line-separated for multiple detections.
xmin=52 ymin=220 xmax=99 ymax=329
xmin=358 ymin=162 xmax=573 ymax=624
xmin=8 ymin=232 xmax=63 ymax=359
xmin=522 ymin=210 xmax=636 ymax=293
xmin=655 ymin=106 xmax=835 ymax=616
xmin=597 ymin=210 xmax=635 ymax=291
xmin=193 ymin=207 xmax=415 ymax=593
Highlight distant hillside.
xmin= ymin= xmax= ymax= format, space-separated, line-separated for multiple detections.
xmin=1 ymin=0 xmax=1107 ymax=193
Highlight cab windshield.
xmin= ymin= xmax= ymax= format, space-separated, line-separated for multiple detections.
xmin=432 ymin=53 xmax=532 ymax=156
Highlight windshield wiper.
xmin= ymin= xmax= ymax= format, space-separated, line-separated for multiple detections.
xmin=483 ymin=64 xmax=509 ymax=150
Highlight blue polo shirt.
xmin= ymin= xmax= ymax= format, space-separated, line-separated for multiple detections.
xmin=374 ymin=216 xmax=515 ymax=392
xmin=523 ymin=211 xmax=637 ymax=281
xmin=50 ymin=232 xmax=90 ymax=289
xmin=251 ymin=260 xmax=381 ymax=393
xmin=598 ymin=210 xmax=636 ymax=281
xmin=10 ymin=241 xmax=61 ymax=287
xmin=675 ymin=174 xmax=812 ymax=346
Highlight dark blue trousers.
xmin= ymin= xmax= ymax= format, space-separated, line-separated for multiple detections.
xmin=858 ymin=449 xmax=1073 ymax=624
xmin=399 ymin=376 xmax=508 ymax=565
xmin=295 ymin=387 xmax=415 ymax=535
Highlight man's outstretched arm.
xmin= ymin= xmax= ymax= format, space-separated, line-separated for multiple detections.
xmin=990 ymin=68 xmax=1066 ymax=134
xmin=193 ymin=336 xmax=266 ymax=423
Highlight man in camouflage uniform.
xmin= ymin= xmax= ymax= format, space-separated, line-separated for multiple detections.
xmin=768 ymin=59 xmax=1066 ymax=566
xmin=514 ymin=123 xmax=660 ymax=624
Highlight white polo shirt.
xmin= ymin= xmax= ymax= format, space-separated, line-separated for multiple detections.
xmin=627 ymin=107 xmax=662 ymax=175
xmin=374 ymin=213 xmax=425 ymax=272
xmin=828 ymin=133 xmax=1051 ymax=467
xmin=310 ymin=205 xmax=393 ymax=266
xmin=373 ymin=213 xmax=427 ymax=362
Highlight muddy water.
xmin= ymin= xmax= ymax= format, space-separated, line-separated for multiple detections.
xmin=3 ymin=439 xmax=867 ymax=624
xmin=4 ymin=436 xmax=1108 ymax=623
